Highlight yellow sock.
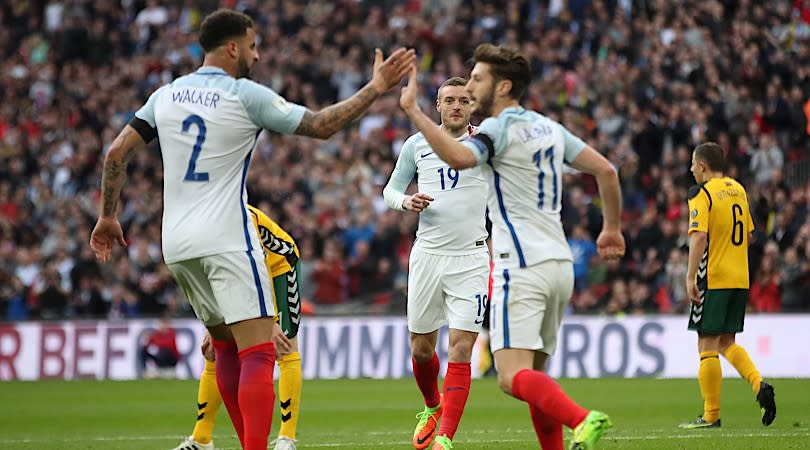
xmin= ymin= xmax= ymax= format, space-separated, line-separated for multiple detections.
xmin=278 ymin=352 xmax=303 ymax=440
xmin=698 ymin=351 xmax=722 ymax=422
xmin=191 ymin=359 xmax=222 ymax=444
xmin=722 ymin=343 xmax=763 ymax=395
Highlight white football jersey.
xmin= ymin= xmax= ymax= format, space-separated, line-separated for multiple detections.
xmin=463 ymin=106 xmax=587 ymax=269
xmin=134 ymin=67 xmax=306 ymax=264
xmin=384 ymin=125 xmax=488 ymax=255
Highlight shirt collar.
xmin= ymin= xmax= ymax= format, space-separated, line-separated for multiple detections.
xmin=196 ymin=66 xmax=229 ymax=75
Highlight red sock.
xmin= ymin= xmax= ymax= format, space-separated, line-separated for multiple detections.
xmin=412 ymin=353 xmax=440 ymax=408
xmin=511 ymin=369 xmax=588 ymax=429
xmin=212 ymin=339 xmax=244 ymax=447
xmin=437 ymin=362 xmax=471 ymax=440
xmin=529 ymin=404 xmax=564 ymax=450
xmin=238 ymin=342 xmax=277 ymax=450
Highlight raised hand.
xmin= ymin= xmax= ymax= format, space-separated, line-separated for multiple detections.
xmin=371 ymin=48 xmax=416 ymax=93
xmin=399 ymin=65 xmax=419 ymax=114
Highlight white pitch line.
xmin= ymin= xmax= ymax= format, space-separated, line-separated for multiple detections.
xmin=2 ymin=429 xmax=808 ymax=446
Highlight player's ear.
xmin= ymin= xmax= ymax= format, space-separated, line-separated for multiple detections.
xmin=226 ymin=40 xmax=239 ymax=59
xmin=496 ymin=79 xmax=513 ymax=98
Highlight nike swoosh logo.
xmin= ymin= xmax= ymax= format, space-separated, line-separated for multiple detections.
xmin=420 ymin=152 xmax=434 ymax=158
xmin=474 ymin=319 xmax=484 ymax=324
xmin=416 ymin=429 xmax=434 ymax=445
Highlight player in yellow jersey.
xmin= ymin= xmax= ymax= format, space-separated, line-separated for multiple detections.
xmin=175 ymin=205 xmax=303 ymax=450
xmin=679 ymin=142 xmax=776 ymax=430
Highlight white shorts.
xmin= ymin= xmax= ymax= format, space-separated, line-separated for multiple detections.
xmin=167 ymin=250 xmax=276 ymax=326
xmin=489 ymin=259 xmax=573 ymax=355
xmin=407 ymin=248 xmax=490 ymax=334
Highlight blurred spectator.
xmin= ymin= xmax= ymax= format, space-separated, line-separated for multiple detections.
xmin=347 ymin=240 xmax=377 ymax=299
xmin=568 ymin=224 xmax=596 ymax=291
xmin=139 ymin=316 xmax=180 ymax=378
xmin=629 ymin=280 xmax=657 ymax=316
xmin=35 ymin=265 xmax=69 ymax=319
xmin=603 ymin=279 xmax=630 ymax=316
xmin=1 ymin=273 xmax=28 ymax=321
xmin=109 ymin=285 xmax=141 ymax=319
xmin=311 ymin=240 xmax=347 ymax=305
xmin=780 ymin=246 xmax=806 ymax=312
xmin=1 ymin=0 xmax=809 ymax=319
xmin=750 ymin=243 xmax=782 ymax=312
xmin=750 ymin=135 xmax=785 ymax=185
xmin=665 ymin=248 xmax=689 ymax=312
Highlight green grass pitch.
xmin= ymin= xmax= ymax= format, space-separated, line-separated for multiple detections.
xmin=1 ymin=378 xmax=808 ymax=449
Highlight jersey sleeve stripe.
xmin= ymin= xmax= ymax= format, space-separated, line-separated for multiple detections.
xmin=128 ymin=117 xmax=157 ymax=143
xmin=488 ymin=161 xmax=527 ymax=268
xmin=502 ymin=269 xmax=511 ymax=348
xmin=245 ymin=250 xmax=269 ymax=317
xmin=469 ymin=133 xmax=495 ymax=160
xmin=239 ymin=150 xmax=269 ymax=317
xmin=701 ymin=186 xmax=713 ymax=211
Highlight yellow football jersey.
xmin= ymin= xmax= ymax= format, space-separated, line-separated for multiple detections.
xmin=247 ymin=205 xmax=299 ymax=277
xmin=687 ymin=177 xmax=754 ymax=290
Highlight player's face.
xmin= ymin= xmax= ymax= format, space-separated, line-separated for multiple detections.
xmin=436 ymin=85 xmax=471 ymax=133
xmin=690 ymin=152 xmax=705 ymax=183
xmin=466 ymin=63 xmax=496 ymax=117
xmin=235 ymin=27 xmax=259 ymax=79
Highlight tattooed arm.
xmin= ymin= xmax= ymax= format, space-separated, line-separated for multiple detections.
xmin=99 ymin=125 xmax=147 ymax=217
xmin=294 ymin=48 xmax=416 ymax=139
xmin=294 ymin=85 xmax=382 ymax=139
xmin=90 ymin=124 xmax=148 ymax=262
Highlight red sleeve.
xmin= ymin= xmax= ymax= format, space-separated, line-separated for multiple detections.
xmin=168 ymin=330 xmax=180 ymax=360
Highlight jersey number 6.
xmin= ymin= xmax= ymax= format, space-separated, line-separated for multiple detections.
xmin=731 ymin=204 xmax=744 ymax=246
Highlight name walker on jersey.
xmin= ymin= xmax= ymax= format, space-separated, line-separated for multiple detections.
xmin=172 ymin=89 xmax=220 ymax=108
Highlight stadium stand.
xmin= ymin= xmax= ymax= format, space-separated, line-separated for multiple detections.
xmin=1 ymin=0 xmax=809 ymax=320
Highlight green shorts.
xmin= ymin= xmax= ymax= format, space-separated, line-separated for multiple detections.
xmin=687 ymin=289 xmax=748 ymax=334
xmin=273 ymin=260 xmax=301 ymax=339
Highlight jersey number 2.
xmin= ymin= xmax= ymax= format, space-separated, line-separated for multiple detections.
xmin=183 ymin=114 xmax=209 ymax=182
xmin=731 ymin=204 xmax=744 ymax=246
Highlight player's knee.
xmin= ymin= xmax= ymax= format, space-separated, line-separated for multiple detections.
xmin=497 ymin=371 xmax=513 ymax=395
xmin=718 ymin=333 xmax=736 ymax=351
xmin=411 ymin=343 xmax=435 ymax=363
xmin=447 ymin=339 xmax=474 ymax=362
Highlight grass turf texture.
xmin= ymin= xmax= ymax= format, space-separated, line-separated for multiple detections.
xmin=1 ymin=378 xmax=808 ymax=449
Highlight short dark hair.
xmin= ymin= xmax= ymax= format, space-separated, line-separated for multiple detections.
xmin=437 ymin=77 xmax=467 ymax=99
xmin=472 ymin=44 xmax=532 ymax=100
xmin=693 ymin=142 xmax=725 ymax=172
xmin=199 ymin=9 xmax=254 ymax=53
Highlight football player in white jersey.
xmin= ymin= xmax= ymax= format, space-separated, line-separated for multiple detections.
xmin=400 ymin=44 xmax=625 ymax=450
xmin=383 ymin=77 xmax=488 ymax=450
xmin=89 ymin=9 xmax=414 ymax=450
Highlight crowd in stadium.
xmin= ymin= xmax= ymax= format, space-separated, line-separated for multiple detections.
xmin=1 ymin=0 xmax=810 ymax=321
